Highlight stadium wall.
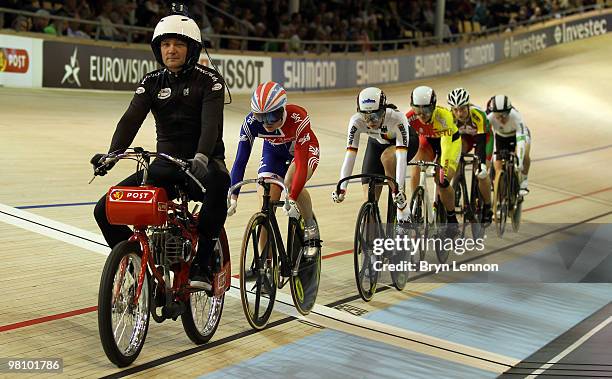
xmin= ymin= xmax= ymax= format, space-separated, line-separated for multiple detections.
xmin=0 ymin=8 xmax=609 ymax=92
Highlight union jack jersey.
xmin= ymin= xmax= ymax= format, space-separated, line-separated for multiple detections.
xmin=230 ymin=104 xmax=320 ymax=199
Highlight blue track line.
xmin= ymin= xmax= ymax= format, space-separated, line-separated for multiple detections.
xmin=14 ymin=144 xmax=612 ymax=210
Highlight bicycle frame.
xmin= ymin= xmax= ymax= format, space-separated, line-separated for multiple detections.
xmin=228 ymin=177 xmax=296 ymax=278
xmin=409 ymin=161 xmax=442 ymax=226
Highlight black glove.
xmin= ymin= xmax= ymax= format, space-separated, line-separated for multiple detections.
xmin=90 ymin=153 xmax=115 ymax=176
xmin=190 ymin=153 xmax=209 ymax=179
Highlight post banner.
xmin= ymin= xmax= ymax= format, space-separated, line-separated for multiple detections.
xmin=0 ymin=34 xmax=42 ymax=88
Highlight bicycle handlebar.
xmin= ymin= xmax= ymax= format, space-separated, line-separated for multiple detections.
xmin=91 ymin=148 xmax=206 ymax=194
xmin=227 ymin=177 xmax=290 ymax=208
xmin=335 ymin=174 xmax=399 ymax=195
xmin=406 ymin=160 xmax=443 ymax=170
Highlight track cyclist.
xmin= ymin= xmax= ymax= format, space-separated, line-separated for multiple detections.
xmin=332 ymin=87 xmax=419 ymax=223
xmin=228 ymin=81 xmax=321 ymax=255
xmin=447 ymin=87 xmax=494 ymax=224
xmin=406 ymin=86 xmax=462 ymax=236
xmin=486 ymin=95 xmax=532 ymax=196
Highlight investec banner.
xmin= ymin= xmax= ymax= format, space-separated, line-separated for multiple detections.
xmin=0 ymin=34 xmax=43 ymax=88
xmin=198 ymin=53 xmax=271 ymax=94
xmin=552 ymin=14 xmax=609 ymax=44
xmin=43 ymin=41 xmax=157 ymax=90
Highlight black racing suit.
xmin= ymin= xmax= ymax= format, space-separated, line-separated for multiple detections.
xmin=94 ymin=63 xmax=230 ymax=270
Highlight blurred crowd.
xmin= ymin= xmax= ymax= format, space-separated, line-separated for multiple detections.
xmin=0 ymin=0 xmax=604 ymax=51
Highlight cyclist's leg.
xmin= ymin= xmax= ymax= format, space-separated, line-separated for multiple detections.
xmin=520 ymin=130 xmax=531 ymax=194
xmin=438 ymin=136 xmax=461 ymax=216
xmin=410 ymin=135 xmax=434 ymax=192
xmin=191 ymin=159 xmax=231 ymax=283
xmin=361 ymin=138 xmax=387 ymax=201
xmin=474 ymin=133 xmax=493 ymax=222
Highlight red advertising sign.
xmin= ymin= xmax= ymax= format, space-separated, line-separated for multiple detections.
xmin=0 ymin=48 xmax=29 ymax=73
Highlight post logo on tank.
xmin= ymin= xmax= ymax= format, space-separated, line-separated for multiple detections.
xmin=43 ymin=41 xmax=158 ymax=90
xmin=0 ymin=48 xmax=29 ymax=73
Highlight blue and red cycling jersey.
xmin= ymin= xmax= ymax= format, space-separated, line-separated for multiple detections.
xmin=229 ymin=104 xmax=320 ymax=200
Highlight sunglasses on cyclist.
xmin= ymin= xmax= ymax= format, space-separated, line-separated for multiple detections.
xmin=253 ymin=108 xmax=284 ymax=124
xmin=493 ymin=110 xmax=511 ymax=117
xmin=412 ymin=104 xmax=434 ymax=116
xmin=360 ymin=108 xmax=385 ymax=124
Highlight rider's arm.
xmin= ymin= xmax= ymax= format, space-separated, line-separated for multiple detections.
xmin=393 ymin=114 xmax=410 ymax=193
xmin=289 ymin=123 xmax=319 ymax=200
xmin=513 ymin=111 xmax=528 ymax=167
xmin=197 ymin=71 xmax=225 ymax=158
xmin=108 ymin=80 xmax=153 ymax=153
xmin=339 ymin=115 xmax=363 ymax=191
xmin=474 ymin=108 xmax=492 ymax=164
xmin=229 ymin=116 xmax=256 ymax=196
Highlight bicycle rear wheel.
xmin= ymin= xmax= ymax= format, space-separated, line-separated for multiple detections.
xmin=181 ymin=236 xmax=226 ymax=344
xmin=98 ymin=240 xmax=150 ymax=367
xmin=354 ymin=202 xmax=380 ymax=302
xmin=239 ymin=212 xmax=277 ymax=330
xmin=288 ymin=216 xmax=321 ymax=315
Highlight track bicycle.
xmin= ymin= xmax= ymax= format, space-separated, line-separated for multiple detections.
xmin=229 ymin=177 xmax=321 ymax=329
xmin=452 ymin=153 xmax=488 ymax=239
xmin=492 ymin=149 xmax=524 ymax=236
xmin=335 ymin=174 xmax=409 ymax=302
xmin=407 ymin=160 xmax=454 ymax=264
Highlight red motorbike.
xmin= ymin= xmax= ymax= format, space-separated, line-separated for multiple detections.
xmin=92 ymin=148 xmax=230 ymax=367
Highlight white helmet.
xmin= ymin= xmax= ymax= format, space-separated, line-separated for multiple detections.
xmin=151 ymin=14 xmax=202 ymax=67
xmin=487 ymin=95 xmax=512 ymax=113
xmin=447 ymin=88 xmax=470 ymax=108
xmin=411 ymin=86 xmax=437 ymax=114
xmin=357 ymin=87 xmax=387 ymax=124
xmin=357 ymin=87 xmax=386 ymax=112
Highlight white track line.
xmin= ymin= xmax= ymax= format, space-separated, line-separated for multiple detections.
xmin=525 ymin=316 xmax=612 ymax=378
xmin=1 ymin=202 xmax=517 ymax=372
xmin=0 ymin=202 xmax=109 ymax=255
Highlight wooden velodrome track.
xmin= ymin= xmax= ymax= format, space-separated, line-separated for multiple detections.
xmin=1 ymin=33 xmax=611 ymax=378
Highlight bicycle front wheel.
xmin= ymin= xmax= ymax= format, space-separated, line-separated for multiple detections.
xmin=98 ymin=240 xmax=150 ymax=367
xmin=494 ymin=171 xmax=508 ymax=237
xmin=239 ymin=212 xmax=277 ymax=330
xmin=289 ymin=216 xmax=321 ymax=315
xmin=409 ymin=186 xmax=428 ymax=264
xmin=354 ymin=202 xmax=380 ymax=302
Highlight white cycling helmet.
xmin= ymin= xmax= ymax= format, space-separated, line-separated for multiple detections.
xmin=487 ymin=95 xmax=512 ymax=113
xmin=151 ymin=14 xmax=202 ymax=67
xmin=447 ymin=87 xmax=470 ymax=108
xmin=411 ymin=86 xmax=437 ymax=114
xmin=357 ymin=87 xmax=387 ymax=124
